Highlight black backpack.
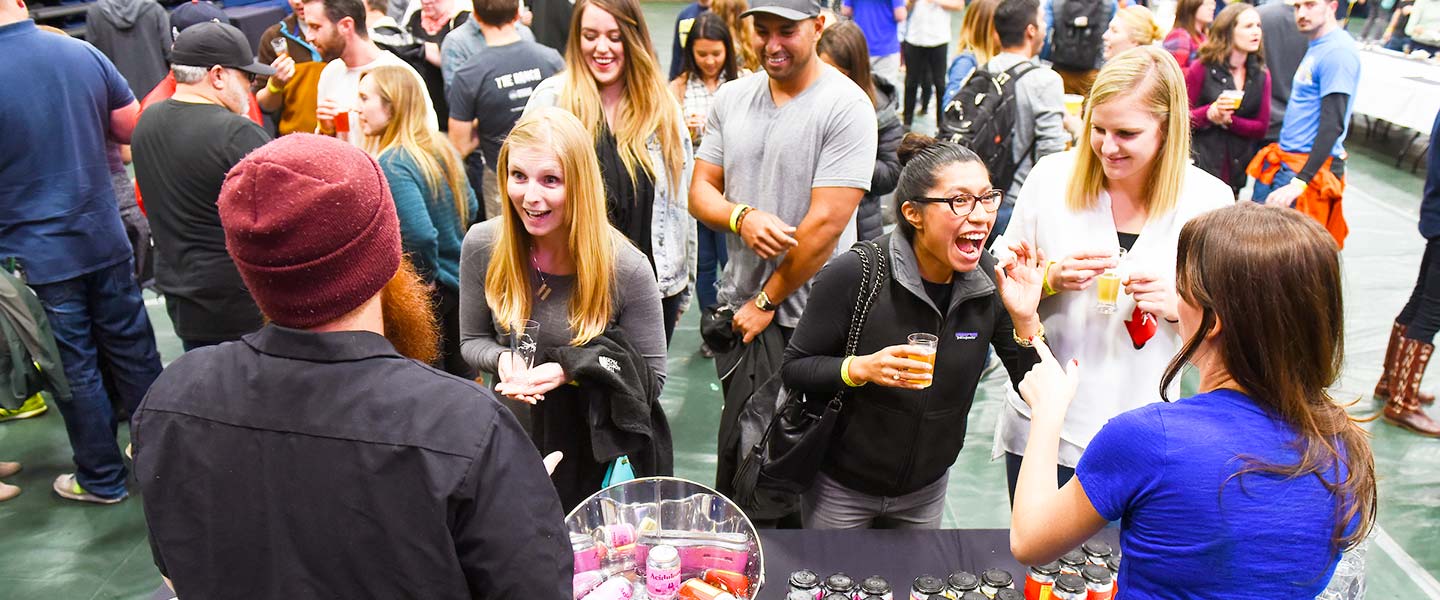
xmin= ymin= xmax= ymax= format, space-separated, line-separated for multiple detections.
xmin=939 ymin=61 xmax=1039 ymax=194
xmin=1050 ymin=0 xmax=1110 ymax=70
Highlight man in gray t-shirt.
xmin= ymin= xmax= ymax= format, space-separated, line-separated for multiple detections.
xmin=691 ymin=0 xmax=878 ymax=340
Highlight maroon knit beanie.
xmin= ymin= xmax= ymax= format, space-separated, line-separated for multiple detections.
xmin=218 ymin=134 xmax=401 ymax=329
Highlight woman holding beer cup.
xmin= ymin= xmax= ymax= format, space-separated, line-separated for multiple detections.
xmin=1186 ymin=3 xmax=1271 ymax=196
xmin=989 ymin=47 xmax=1232 ymax=502
xmin=780 ymin=134 xmax=1046 ymax=529
xmin=1009 ymin=203 xmax=1376 ymax=598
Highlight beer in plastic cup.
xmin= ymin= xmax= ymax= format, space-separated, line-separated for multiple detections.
xmin=1218 ymin=89 xmax=1244 ymax=110
xmin=334 ymin=110 xmax=350 ymax=134
xmin=1096 ymin=249 xmax=1126 ymax=314
xmin=907 ymin=332 xmax=939 ymax=388
xmin=1063 ymin=94 xmax=1085 ymax=117
xmin=270 ymin=36 xmax=288 ymax=58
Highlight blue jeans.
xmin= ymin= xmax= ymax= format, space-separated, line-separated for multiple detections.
xmin=696 ymin=222 xmax=728 ymax=310
xmin=1249 ymin=159 xmax=1297 ymax=207
xmin=30 ymin=260 xmax=163 ymax=498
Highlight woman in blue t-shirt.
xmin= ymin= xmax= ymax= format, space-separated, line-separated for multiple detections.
xmin=1008 ymin=202 xmax=1376 ymax=598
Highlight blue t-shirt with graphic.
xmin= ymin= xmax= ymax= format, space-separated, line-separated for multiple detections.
xmin=1076 ymin=389 xmax=1357 ymax=599
xmin=1278 ymin=28 xmax=1361 ymax=158
xmin=844 ymin=0 xmax=906 ymax=57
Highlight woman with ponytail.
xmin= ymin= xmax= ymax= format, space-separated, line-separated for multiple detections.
xmin=780 ymin=133 xmax=1044 ymax=529
xmin=1011 ymin=202 xmax=1376 ymax=598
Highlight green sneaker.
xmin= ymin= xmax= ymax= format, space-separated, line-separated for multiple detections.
xmin=0 ymin=393 xmax=47 ymax=423
xmin=52 ymin=473 xmax=127 ymax=505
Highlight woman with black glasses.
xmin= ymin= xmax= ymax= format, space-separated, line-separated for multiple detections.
xmin=781 ymin=134 xmax=1045 ymax=529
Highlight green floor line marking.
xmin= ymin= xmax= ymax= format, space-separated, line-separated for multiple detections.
xmin=1375 ymin=525 xmax=1440 ymax=598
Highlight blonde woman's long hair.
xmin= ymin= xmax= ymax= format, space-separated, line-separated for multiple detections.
xmin=710 ymin=0 xmax=760 ymax=72
xmin=485 ymin=107 xmax=617 ymax=346
xmin=959 ymin=0 xmax=1001 ymax=65
xmin=561 ymin=0 xmax=686 ymax=196
xmin=1065 ymin=46 xmax=1191 ymax=217
xmin=362 ymin=66 xmax=471 ymax=228
xmin=1115 ymin=5 xmax=1163 ymax=46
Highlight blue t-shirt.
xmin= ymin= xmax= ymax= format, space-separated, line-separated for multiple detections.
xmin=1076 ymin=389 xmax=1355 ymax=599
xmin=0 ymin=20 xmax=135 ymax=285
xmin=844 ymin=0 xmax=906 ymax=57
xmin=1278 ymin=28 xmax=1360 ymax=158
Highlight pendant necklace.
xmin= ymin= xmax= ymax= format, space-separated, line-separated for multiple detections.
xmin=531 ymin=250 xmax=552 ymax=301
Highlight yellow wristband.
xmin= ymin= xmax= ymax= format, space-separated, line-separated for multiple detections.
xmin=266 ymin=79 xmax=284 ymax=95
xmin=840 ymin=355 xmax=864 ymax=387
xmin=729 ymin=204 xmax=750 ymax=234
xmin=1042 ymin=261 xmax=1059 ymax=297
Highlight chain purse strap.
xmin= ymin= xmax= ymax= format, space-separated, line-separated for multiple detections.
xmin=838 ymin=241 xmax=888 ymax=393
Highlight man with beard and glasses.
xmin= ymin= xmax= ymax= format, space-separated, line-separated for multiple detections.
xmin=1248 ymin=0 xmax=1360 ymax=248
xmin=132 ymin=133 xmax=571 ymax=599
xmin=688 ymin=0 xmax=877 ymax=513
xmin=132 ymin=22 xmax=273 ymax=351
xmin=304 ymin=0 xmax=435 ymax=146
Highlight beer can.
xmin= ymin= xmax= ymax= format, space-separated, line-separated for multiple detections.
xmin=946 ymin=571 xmax=979 ymax=596
xmin=1052 ymin=574 xmax=1087 ymax=600
xmin=1024 ymin=562 xmax=1060 ymax=600
xmin=1059 ymin=550 xmax=1087 ymax=576
xmin=790 ymin=570 xmax=822 ymax=598
xmin=1081 ymin=541 xmax=1112 ymax=567
xmin=860 ymin=576 xmax=893 ymax=600
xmin=911 ymin=575 xmax=945 ymax=600
xmin=1081 ymin=565 xmax=1114 ymax=600
xmin=979 ymin=569 xmax=1013 ymax=596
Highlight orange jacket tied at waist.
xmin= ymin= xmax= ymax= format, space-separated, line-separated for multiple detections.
xmin=1247 ymin=143 xmax=1348 ymax=248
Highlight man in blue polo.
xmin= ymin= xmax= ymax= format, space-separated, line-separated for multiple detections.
xmin=0 ymin=0 xmax=164 ymax=503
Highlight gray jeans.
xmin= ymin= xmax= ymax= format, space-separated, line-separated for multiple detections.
xmin=802 ymin=470 xmax=948 ymax=529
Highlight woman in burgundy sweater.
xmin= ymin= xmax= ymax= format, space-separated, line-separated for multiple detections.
xmin=1185 ymin=3 xmax=1271 ymax=196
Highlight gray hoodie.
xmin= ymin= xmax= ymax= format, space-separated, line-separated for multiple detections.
xmin=86 ymin=0 xmax=171 ymax=98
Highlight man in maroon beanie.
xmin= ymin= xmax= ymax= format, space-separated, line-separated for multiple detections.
xmin=131 ymin=134 xmax=571 ymax=600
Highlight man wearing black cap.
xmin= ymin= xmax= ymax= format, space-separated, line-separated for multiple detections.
xmin=687 ymin=0 xmax=877 ymax=510
xmin=132 ymin=21 xmax=275 ymax=351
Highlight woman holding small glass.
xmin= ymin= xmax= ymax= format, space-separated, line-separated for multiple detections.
xmin=990 ymin=47 xmax=1232 ymax=502
xmin=781 ymin=134 xmax=1045 ymax=529
xmin=459 ymin=107 xmax=666 ymax=506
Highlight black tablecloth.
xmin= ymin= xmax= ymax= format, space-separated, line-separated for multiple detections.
xmin=756 ymin=528 xmax=1121 ymax=599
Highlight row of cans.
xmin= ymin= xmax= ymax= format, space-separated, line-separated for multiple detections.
xmin=783 ymin=540 xmax=1120 ymax=600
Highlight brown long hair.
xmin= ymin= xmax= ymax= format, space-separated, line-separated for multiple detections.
xmin=1161 ymin=203 xmax=1376 ymax=553
xmin=710 ymin=0 xmax=760 ymax=72
xmin=816 ymin=21 xmax=877 ymax=106
xmin=958 ymin=0 xmax=1001 ymax=65
xmin=1173 ymin=0 xmax=1210 ymax=39
xmin=1197 ymin=3 xmax=1264 ymax=67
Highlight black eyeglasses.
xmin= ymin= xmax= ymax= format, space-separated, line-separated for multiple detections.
xmin=909 ymin=190 xmax=1004 ymax=217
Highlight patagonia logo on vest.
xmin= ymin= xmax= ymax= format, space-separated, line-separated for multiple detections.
xmin=955 ymin=332 xmax=979 ymax=341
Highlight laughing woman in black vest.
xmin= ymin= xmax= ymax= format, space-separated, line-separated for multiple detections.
xmin=781 ymin=135 xmax=1044 ymax=529
xmin=1185 ymin=3 xmax=1270 ymax=196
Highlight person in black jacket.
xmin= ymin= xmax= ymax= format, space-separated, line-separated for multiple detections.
xmin=782 ymin=134 xmax=1045 ymax=529
xmin=817 ymin=21 xmax=902 ymax=241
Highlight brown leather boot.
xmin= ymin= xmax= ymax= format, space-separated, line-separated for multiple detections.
xmin=1376 ymin=323 xmax=1434 ymax=405
xmin=1384 ymin=337 xmax=1440 ymax=437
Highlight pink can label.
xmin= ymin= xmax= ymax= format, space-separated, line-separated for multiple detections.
xmin=646 ymin=565 xmax=681 ymax=600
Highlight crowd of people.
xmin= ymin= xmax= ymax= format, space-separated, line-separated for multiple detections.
xmin=1 ymin=0 xmax=1435 ymax=594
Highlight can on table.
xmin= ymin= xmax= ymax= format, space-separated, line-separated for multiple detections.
xmin=995 ymin=589 xmax=1024 ymax=600
xmin=959 ymin=593 xmax=989 ymax=600
xmin=822 ymin=594 xmax=852 ymax=600
xmin=980 ymin=569 xmax=1013 ymax=597
xmin=861 ymin=576 xmax=893 ymax=600
xmin=791 ymin=570 xmax=823 ymax=598
xmin=825 ymin=573 xmax=857 ymax=598
xmin=946 ymin=571 xmax=980 ymax=597
xmin=1024 ymin=562 xmax=1061 ymax=600
xmin=789 ymin=592 xmax=819 ymax=600
xmin=1104 ymin=555 xmax=1121 ymax=597
xmin=1081 ymin=541 xmax=1112 ymax=567
xmin=1081 ymin=565 xmax=1114 ymax=600
xmin=1052 ymin=574 xmax=1087 ymax=600
xmin=912 ymin=575 xmax=945 ymax=600
xmin=1059 ymin=550 xmax=1087 ymax=576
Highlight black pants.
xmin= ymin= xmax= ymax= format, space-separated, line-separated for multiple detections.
xmin=662 ymin=292 xmax=685 ymax=345
xmin=435 ymin=284 xmax=474 ymax=379
xmin=463 ymin=151 xmax=488 ymax=221
xmin=1004 ymin=451 xmax=1076 ymax=506
xmin=1399 ymin=236 xmax=1440 ymax=343
xmin=902 ymin=42 xmax=947 ymax=127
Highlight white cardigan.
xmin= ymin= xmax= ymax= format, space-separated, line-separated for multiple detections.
xmin=991 ymin=151 xmax=1233 ymax=467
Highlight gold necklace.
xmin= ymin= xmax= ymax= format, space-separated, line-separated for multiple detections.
xmin=530 ymin=251 xmax=552 ymax=301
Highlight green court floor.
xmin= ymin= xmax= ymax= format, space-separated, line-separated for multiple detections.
xmin=1 ymin=4 xmax=1438 ymax=597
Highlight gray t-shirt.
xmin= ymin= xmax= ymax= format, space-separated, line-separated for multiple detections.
xmin=696 ymin=67 xmax=878 ymax=328
xmin=458 ymin=219 xmax=668 ymax=387
xmin=447 ymin=40 xmax=564 ymax=168
xmin=1257 ymin=1 xmax=1308 ymax=140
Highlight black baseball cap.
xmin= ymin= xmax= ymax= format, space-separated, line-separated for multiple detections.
xmin=172 ymin=21 xmax=276 ymax=76
xmin=741 ymin=0 xmax=823 ymax=20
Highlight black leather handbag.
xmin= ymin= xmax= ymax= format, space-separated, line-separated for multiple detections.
xmin=730 ymin=240 xmax=888 ymax=519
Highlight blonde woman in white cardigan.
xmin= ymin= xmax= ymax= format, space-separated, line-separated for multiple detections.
xmin=991 ymin=47 xmax=1232 ymax=501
